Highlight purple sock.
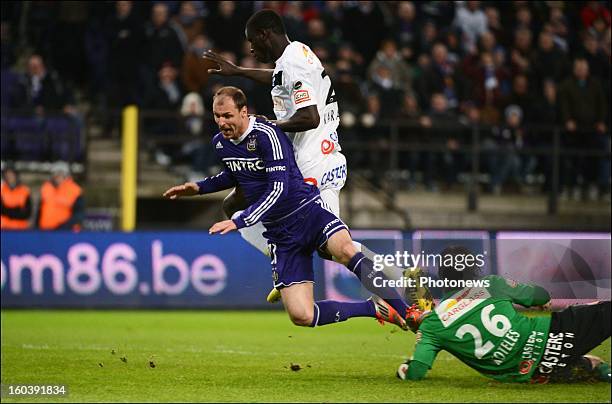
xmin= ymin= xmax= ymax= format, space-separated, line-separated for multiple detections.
xmin=347 ymin=252 xmax=409 ymax=316
xmin=310 ymin=299 xmax=376 ymax=327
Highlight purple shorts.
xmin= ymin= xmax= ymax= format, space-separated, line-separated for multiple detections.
xmin=263 ymin=197 xmax=348 ymax=288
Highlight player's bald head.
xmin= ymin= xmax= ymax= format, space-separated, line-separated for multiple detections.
xmin=213 ymin=86 xmax=247 ymax=111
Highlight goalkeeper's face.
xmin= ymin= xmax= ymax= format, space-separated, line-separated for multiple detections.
xmin=213 ymin=96 xmax=249 ymax=140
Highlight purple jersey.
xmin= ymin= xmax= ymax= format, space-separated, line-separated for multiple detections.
xmin=196 ymin=117 xmax=319 ymax=228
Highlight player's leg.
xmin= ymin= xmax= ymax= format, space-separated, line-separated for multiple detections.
xmin=532 ymin=301 xmax=611 ymax=383
xmin=224 ymin=187 xmax=270 ymax=256
xmin=320 ymin=187 xmax=434 ymax=310
xmin=271 ymin=240 xmax=379 ymax=328
xmin=322 ymin=227 xmax=409 ymax=328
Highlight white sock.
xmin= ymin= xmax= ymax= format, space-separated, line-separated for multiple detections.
xmin=231 ymin=211 xmax=270 ymax=256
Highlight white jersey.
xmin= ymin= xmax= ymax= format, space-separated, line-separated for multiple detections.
xmin=271 ymin=41 xmax=345 ymax=193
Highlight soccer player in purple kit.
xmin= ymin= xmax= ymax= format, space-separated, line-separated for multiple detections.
xmin=163 ymin=86 xmax=410 ymax=329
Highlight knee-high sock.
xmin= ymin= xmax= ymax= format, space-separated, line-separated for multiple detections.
xmin=231 ymin=211 xmax=269 ymax=256
xmin=310 ymin=299 xmax=376 ymax=327
xmin=347 ymin=252 xmax=409 ymax=316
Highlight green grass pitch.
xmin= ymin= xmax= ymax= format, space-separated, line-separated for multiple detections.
xmin=1 ymin=310 xmax=610 ymax=403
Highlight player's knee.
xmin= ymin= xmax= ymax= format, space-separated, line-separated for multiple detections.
xmin=334 ymin=241 xmax=358 ymax=266
xmin=287 ymin=307 xmax=314 ymax=327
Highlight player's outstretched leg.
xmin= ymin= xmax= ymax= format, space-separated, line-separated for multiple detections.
xmin=279 ymin=282 xmax=395 ymax=327
xmin=325 ymin=229 xmax=410 ymax=322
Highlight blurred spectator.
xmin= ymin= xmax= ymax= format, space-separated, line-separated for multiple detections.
xmin=581 ymin=1 xmax=611 ymax=29
xmin=281 ymin=1 xmax=308 ymax=43
xmin=483 ymin=6 xmax=504 ymax=45
xmin=182 ymin=34 xmax=214 ymax=93
xmin=15 ymin=54 xmax=75 ymax=115
xmin=559 ymin=57 xmax=609 ymax=199
xmin=367 ymin=64 xmax=404 ymax=120
xmin=530 ymin=30 xmax=569 ymax=90
xmin=179 ymin=92 xmax=217 ymax=180
xmin=510 ymin=27 xmax=533 ymax=75
xmin=392 ymin=1 xmax=418 ymax=61
xmin=417 ymin=20 xmax=438 ymax=56
xmin=172 ymin=1 xmax=204 ymax=49
xmin=580 ymin=32 xmax=610 ymax=83
xmin=417 ymin=43 xmax=466 ymax=111
xmin=486 ymin=105 xmax=528 ymax=194
xmin=469 ymin=51 xmax=511 ymax=109
xmin=1 ymin=166 xmax=32 ymax=230
xmin=418 ymin=93 xmax=463 ymax=190
xmin=106 ymin=1 xmax=143 ymax=108
xmin=36 ymin=163 xmax=84 ymax=231
xmin=144 ymin=62 xmax=184 ymax=146
xmin=143 ymin=3 xmax=184 ymax=87
xmin=367 ymin=39 xmax=412 ymax=94
xmin=342 ymin=1 xmax=388 ymax=62
xmin=206 ymin=1 xmax=247 ymax=56
xmin=504 ymin=74 xmax=535 ymax=124
xmin=49 ymin=1 xmax=89 ymax=88
xmin=453 ymin=1 xmax=487 ymax=54
xmin=532 ymin=79 xmax=561 ymax=192
xmin=334 ymin=57 xmax=364 ymax=116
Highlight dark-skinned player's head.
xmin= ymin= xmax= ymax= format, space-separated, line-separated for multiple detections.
xmin=245 ymin=9 xmax=287 ymax=63
xmin=212 ymin=86 xmax=249 ymax=140
xmin=438 ymin=245 xmax=481 ymax=292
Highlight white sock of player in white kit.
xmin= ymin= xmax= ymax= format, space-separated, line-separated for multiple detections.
xmin=231 ymin=210 xmax=270 ymax=256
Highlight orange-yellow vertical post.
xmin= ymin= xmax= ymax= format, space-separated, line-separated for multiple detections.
xmin=121 ymin=106 xmax=138 ymax=231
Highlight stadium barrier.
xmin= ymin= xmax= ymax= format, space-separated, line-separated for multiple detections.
xmin=2 ymin=230 xmax=609 ymax=308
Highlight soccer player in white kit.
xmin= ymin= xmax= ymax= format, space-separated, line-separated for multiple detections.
xmin=203 ymin=9 xmax=428 ymax=307
xmin=204 ymin=10 xmax=346 ymax=248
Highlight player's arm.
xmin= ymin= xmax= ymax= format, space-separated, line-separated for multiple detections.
xmin=203 ymin=50 xmax=273 ymax=85
xmin=274 ymin=105 xmax=320 ymax=133
xmin=397 ymin=331 xmax=441 ymax=381
xmin=163 ymin=170 xmax=236 ymax=199
xmin=270 ymin=60 xmax=321 ymax=132
xmin=232 ymin=131 xmax=289 ymax=229
xmin=490 ymin=275 xmax=551 ymax=308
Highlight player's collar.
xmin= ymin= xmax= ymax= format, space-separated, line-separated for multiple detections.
xmin=230 ymin=116 xmax=256 ymax=145
xmin=275 ymin=41 xmax=294 ymax=64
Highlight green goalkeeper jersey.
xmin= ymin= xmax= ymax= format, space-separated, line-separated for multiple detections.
xmin=408 ymin=275 xmax=551 ymax=383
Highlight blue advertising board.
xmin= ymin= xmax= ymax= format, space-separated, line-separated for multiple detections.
xmin=1 ymin=231 xmax=273 ymax=308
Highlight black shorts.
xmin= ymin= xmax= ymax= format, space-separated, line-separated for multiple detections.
xmin=531 ymin=301 xmax=611 ymax=383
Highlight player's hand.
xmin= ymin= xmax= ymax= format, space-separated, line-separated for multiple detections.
xmin=209 ymin=219 xmax=237 ymax=235
xmin=162 ymin=182 xmax=199 ymax=199
xmin=202 ymin=50 xmax=241 ymax=76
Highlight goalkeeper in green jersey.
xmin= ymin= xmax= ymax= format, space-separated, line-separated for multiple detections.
xmin=397 ymin=246 xmax=611 ymax=384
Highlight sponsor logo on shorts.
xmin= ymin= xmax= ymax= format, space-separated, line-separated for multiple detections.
xmin=321 ymin=139 xmax=335 ymax=154
xmin=321 ymin=163 xmax=347 ymax=187
xmin=294 ymin=90 xmax=311 ymax=105
xmin=536 ymin=332 xmax=575 ymax=375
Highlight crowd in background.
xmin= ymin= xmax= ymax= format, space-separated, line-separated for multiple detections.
xmin=1 ymin=1 xmax=610 ymax=199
